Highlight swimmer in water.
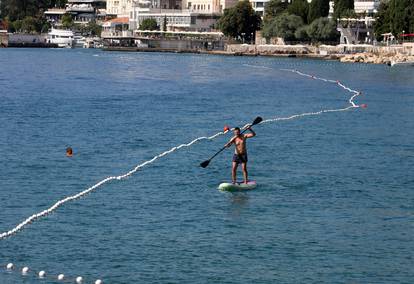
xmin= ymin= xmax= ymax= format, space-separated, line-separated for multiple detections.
xmin=66 ymin=147 xmax=73 ymax=157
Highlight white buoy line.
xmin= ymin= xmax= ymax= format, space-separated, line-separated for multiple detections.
xmin=0 ymin=69 xmax=363 ymax=241
xmin=0 ymin=68 xmax=364 ymax=283
xmin=2 ymin=261 xmax=102 ymax=283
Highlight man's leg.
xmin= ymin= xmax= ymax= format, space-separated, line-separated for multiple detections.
xmin=232 ymin=162 xmax=238 ymax=184
xmin=241 ymin=162 xmax=248 ymax=184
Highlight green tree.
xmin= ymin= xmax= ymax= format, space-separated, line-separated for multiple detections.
xmin=306 ymin=17 xmax=339 ymax=43
xmin=61 ymin=13 xmax=73 ymax=29
xmin=262 ymin=13 xmax=304 ymax=41
xmin=217 ymin=0 xmax=261 ymax=43
xmin=163 ymin=15 xmax=167 ymax=31
xmin=287 ymin=0 xmax=309 ymax=24
xmin=333 ymin=0 xmax=354 ymax=19
xmin=308 ymin=0 xmax=330 ymax=23
xmin=373 ymin=0 xmax=414 ymax=41
xmin=295 ymin=25 xmax=310 ymax=41
xmin=139 ymin=18 xmax=159 ymax=31
xmin=21 ymin=16 xmax=37 ymax=32
xmin=373 ymin=1 xmax=391 ymax=40
xmin=264 ymin=0 xmax=288 ymax=21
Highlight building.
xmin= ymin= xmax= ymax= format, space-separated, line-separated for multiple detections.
xmin=45 ymin=0 xmax=107 ymax=26
xmin=106 ymin=0 xmax=133 ymax=17
xmin=354 ymin=0 xmax=380 ymax=15
xmin=66 ymin=0 xmax=107 ymax=24
xmin=129 ymin=0 xmax=225 ymax=32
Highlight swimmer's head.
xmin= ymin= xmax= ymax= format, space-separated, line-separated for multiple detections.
xmin=66 ymin=147 xmax=73 ymax=157
xmin=233 ymin=127 xmax=240 ymax=136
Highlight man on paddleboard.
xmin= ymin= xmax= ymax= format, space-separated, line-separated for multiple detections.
xmin=225 ymin=126 xmax=256 ymax=184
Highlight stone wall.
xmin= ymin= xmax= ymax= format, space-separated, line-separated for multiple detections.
xmin=0 ymin=31 xmax=8 ymax=47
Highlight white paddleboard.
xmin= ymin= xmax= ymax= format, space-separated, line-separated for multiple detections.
xmin=218 ymin=181 xmax=257 ymax=191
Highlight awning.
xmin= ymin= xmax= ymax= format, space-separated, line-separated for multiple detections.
xmin=399 ymin=33 xmax=414 ymax=37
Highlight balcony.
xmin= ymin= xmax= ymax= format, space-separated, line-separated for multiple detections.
xmin=66 ymin=4 xmax=95 ymax=12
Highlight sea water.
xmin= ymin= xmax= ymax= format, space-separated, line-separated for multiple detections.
xmin=0 ymin=49 xmax=413 ymax=283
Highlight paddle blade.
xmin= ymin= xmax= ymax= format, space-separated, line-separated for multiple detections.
xmin=200 ymin=160 xmax=210 ymax=168
xmin=252 ymin=116 xmax=263 ymax=126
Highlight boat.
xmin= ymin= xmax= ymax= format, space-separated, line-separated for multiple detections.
xmin=47 ymin=28 xmax=74 ymax=48
xmin=390 ymin=60 xmax=414 ymax=67
xmin=73 ymin=34 xmax=86 ymax=48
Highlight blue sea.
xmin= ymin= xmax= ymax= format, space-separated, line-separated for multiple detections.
xmin=0 ymin=48 xmax=413 ymax=284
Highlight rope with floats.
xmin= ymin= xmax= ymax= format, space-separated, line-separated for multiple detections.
xmin=0 ymin=68 xmax=366 ymax=241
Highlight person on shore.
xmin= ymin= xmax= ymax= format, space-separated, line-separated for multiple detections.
xmin=66 ymin=147 xmax=73 ymax=157
xmin=225 ymin=126 xmax=256 ymax=184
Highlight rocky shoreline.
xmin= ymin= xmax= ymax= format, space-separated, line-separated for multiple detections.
xmin=225 ymin=44 xmax=414 ymax=66
xmin=340 ymin=53 xmax=414 ymax=65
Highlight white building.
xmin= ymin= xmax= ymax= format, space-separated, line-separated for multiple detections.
xmin=354 ymin=0 xmax=380 ymax=15
xmin=106 ymin=0 xmax=133 ymax=17
xmin=129 ymin=0 xmax=234 ymax=32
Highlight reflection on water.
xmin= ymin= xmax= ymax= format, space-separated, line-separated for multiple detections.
xmin=229 ymin=193 xmax=249 ymax=217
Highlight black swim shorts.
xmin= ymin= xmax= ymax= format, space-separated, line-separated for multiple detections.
xmin=233 ymin=153 xmax=248 ymax=164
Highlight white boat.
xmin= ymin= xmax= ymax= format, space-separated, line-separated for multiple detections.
xmin=47 ymin=28 xmax=74 ymax=48
xmin=390 ymin=60 xmax=414 ymax=67
xmin=74 ymin=34 xmax=86 ymax=48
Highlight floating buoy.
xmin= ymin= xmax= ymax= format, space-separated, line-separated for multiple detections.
xmin=58 ymin=274 xmax=65 ymax=280
xmin=76 ymin=276 xmax=83 ymax=283
xmin=223 ymin=125 xmax=230 ymax=132
xmin=95 ymin=279 xmax=103 ymax=284
xmin=22 ymin=266 xmax=29 ymax=275
xmin=39 ymin=270 xmax=46 ymax=278
xmin=6 ymin=263 xmax=14 ymax=270
xmin=360 ymin=104 xmax=368 ymax=108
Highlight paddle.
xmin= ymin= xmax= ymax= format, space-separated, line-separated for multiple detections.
xmin=200 ymin=116 xmax=263 ymax=168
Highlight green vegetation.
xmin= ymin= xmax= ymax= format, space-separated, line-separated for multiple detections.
xmin=163 ymin=15 xmax=167 ymax=32
xmin=261 ymin=0 xmax=338 ymax=44
xmin=287 ymin=0 xmax=309 ymax=24
xmin=373 ymin=0 xmax=414 ymax=40
xmin=0 ymin=0 xmax=67 ymax=32
xmin=333 ymin=0 xmax=354 ymax=19
xmin=263 ymin=0 xmax=288 ymax=21
xmin=262 ymin=13 xmax=303 ymax=41
xmin=139 ymin=18 xmax=159 ymax=31
xmin=217 ymin=0 xmax=261 ymax=43
xmin=61 ymin=13 xmax=73 ymax=29
xmin=307 ymin=0 xmax=330 ymax=23
xmin=306 ymin=17 xmax=339 ymax=43
xmin=79 ymin=20 xmax=102 ymax=36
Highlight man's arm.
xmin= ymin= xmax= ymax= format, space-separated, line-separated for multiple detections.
xmin=244 ymin=127 xmax=256 ymax=138
xmin=225 ymin=136 xmax=236 ymax=148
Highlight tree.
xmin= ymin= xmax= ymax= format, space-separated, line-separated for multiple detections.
xmin=295 ymin=25 xmax=310 ymax=41
xmin=306 ymin=17 xmax=339 ymax=43
xmin=262 ymin=13 xmax=304 ymax=41
xmin=287 ymin=0 xmax=309 ymax=24
xmin=308 ymin=0 xmax=330 ymax=23
xmin=163 ymin=15 xmax=167 ymax=31
xmin=61 ymin=13 xmax=73 ymax=29
xmin=373 ymin=0 xmax=414 ymax=41
xmin=217 ymin=0 xmax=261 ymax=43
xmin=264 ymin=0 xmax=288 ymax=21
xmin=333 ymin=0 xmax=354 ymax=19
xmin=139 ymin=18 xmax=159 ymax=31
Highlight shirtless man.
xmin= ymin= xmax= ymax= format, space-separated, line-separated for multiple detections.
xmin=225 ymin=126 xmax=256 ymax=184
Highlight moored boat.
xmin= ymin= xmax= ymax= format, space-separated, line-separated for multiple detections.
xmin=47 ymin=28 xmax=74 ymax=48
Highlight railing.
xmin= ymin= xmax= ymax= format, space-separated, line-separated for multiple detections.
xmin=101 ymin=30 xmax=134 ymax=38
